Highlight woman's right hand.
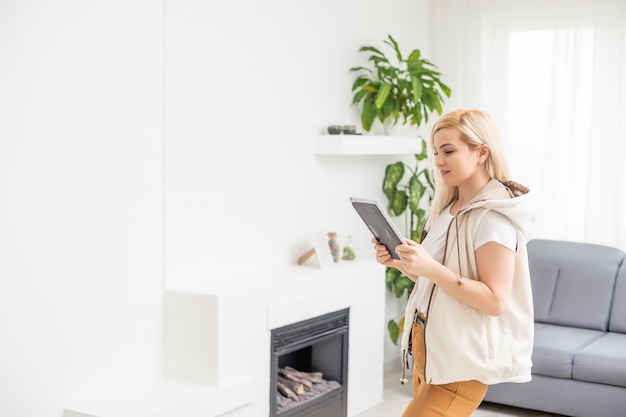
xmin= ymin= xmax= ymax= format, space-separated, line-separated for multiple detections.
xmin=372 ymin=238 xmax=402 ymax=269
xmin=372 ymin=238 xmax=418 ymax=282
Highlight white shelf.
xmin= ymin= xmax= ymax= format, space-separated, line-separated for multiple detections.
xmin=63 ymin=377 xmax=253 ymax=417
xmin=314 ymin=134 xmax=421 ymax=155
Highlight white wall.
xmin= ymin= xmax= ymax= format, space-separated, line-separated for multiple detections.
xmin=165 ymin=0 xmax=433 ymax=379
xmin=0 ymin=2 xmax=164 ymax=416
xmin=0 ymin=1 xmax=431 ymax=416
xmin=164 ymin=0 xmax=432 ymax=285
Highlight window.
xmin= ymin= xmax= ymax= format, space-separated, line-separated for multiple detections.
xmin=431 ymin=0 xmax=626 ymax=250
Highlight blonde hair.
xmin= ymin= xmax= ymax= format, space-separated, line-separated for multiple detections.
xmin=424 ymin=108 xmax=511 ymax=231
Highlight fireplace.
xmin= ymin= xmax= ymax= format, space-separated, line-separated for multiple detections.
xmin=270 ymin=308 xmax=349 ymax=417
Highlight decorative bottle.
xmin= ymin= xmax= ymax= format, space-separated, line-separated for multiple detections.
xmin=342 ymin=235 xmax=356 ymax=261
xmin=328 ymin=231 xmax=340 ymax=263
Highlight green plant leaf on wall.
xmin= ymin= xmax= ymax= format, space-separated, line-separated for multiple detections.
xmin=416 ymin=139 xmax=428 ymax=161
xmin=350 ymin=76 xmax=370 ymax=92
xmin=389 ymin=191 xmax=408 ymax=217
xmin=408 ymin=175 xmax=425 ymax=214
xmin=375 ymin=83 xmax=392 ymax=109
xmin=422 ymin=168 xmax=435 ymax=191
xmin=406 ymin=49 xmax=422 ymax=69
xmin=352 ymin=88 xmax=369 ymax=105
xmin=383 ymin=162 xmax=404 ymax=200
xmin=380 ymin=97 xmax=399 ymax=125
xmin=394 ymin=275 xmax=415 ymax=298
xmin=412 ymin=208 xmax=426 ymax=242
xmin=360 ymin=45 xmax=386 ymax=59
xmin=348 ymin=66 xmax=373 ymax=74
xmin=388 ymin=319 xmax=399 ymax=345
xmin=362 ymin=99 xmax=378 ymax=132
xmin=411 ymin=77 xmax=423 ymax=110
xmin=385 ymin=34 xmax=403 ymax=62
xmin=385 ymin=267 xmax=401 ymax=292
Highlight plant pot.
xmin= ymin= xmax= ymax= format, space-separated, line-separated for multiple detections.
xmin=381 ymin=120 xmax=419 ymax=137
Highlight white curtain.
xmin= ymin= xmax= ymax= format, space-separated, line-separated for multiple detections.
xmin=428 ymin=0 xmax=626 ymax=251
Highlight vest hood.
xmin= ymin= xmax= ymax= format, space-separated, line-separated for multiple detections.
xmin=460 ymin=179 xmax=535 ymax=243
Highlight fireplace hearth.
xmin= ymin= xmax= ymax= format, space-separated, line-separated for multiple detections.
xmin=270 ymin=308 xmax=349 ymax=417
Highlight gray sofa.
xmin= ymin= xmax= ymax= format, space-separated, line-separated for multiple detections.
xmin=483 ymin=239 xmax=626 ymax=417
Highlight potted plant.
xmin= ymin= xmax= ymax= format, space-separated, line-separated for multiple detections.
xmin=349 ymin=34 xmax=451 ymax=133
xmin=382 ymin=141 xmax=434 ymax=344
xmin=350 ymin=35 xmax=451 ymax=344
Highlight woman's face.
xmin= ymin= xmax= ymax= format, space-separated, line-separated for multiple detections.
xmin=432 ymin=127 xmax=483 ymax=188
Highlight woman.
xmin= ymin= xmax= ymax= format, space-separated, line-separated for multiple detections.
xmin=373 ymin=108 xmax=534 ymax=416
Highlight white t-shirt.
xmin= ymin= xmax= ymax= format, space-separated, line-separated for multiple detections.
xmin=412 ymin=205 xmax=517 ymax=314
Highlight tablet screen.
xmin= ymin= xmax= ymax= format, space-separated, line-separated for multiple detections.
xmin=351 ymin=197 xmax=405 ymax=260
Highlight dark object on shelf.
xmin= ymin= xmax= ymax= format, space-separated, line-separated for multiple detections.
xmin=341 ymin=125 xmax=356 ymax=134
xmin=327 ymin=125 xmax=342 ymax=134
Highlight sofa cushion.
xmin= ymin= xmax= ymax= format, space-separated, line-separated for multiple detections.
xmin=573 ymin=332 xmax=626 ymax=388
xmin=530 ymin=261 xmax=559 ymax=322
xmin=528 ymin=239 xmax=624 ymax=331
xmin=531 ymin=262 xmax=617 ymax=330
xmin=532 ymin=323 xmax=604 ymax=379
xmin=609 ymin=265 xmax=626 ymax=333
xmin=528 ymin=239 xmax=625 ymax=266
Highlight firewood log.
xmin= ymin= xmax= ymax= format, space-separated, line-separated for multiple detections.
xmin=283 ymin=366 xmax=324 ymax=383
xmin=279 ymin=369 xmax=313 ymax=390
xmin=277 ymin=381 xmax=298 ymax=401
xmin=277 ymin=376 xmax=305 ymax=395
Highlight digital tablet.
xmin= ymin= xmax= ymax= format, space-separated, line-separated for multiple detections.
xmin=350 ymin=197 xmax=406 ymax=260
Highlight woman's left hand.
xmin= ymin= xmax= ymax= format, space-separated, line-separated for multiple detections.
xmin=395 ymin=239 xmax=438 ymax=278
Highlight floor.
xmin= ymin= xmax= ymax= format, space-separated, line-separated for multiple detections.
xmin=354 ymin=371 xmax=563 ymax=417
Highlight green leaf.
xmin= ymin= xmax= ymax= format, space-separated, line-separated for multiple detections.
xmin=411 ymin=77 xmax=422 ymax=106
xmin=394 ymin=275 xmax=415 ymax=298
xmin=439 ymin=81 xmax=452 ymax=97
xmin=385 ymin=34 xmax=403 ymax=62
xmin=413 ymin=105 xmax=423 ymax=126
xmin=348 ymin=66 xmax=373 ymax=74
xmin=351 ymin=76 xmax=370 ymax=91
xmin=362 ymin=99 xmax=378 ymax=132
xmin=408 ymin=175 xmax=425 ymax=213
xmin=352 ymin=89 xmax=369 ymax=104
xmin=382 ymin=162 xmax=404 ymax=200
xmin=381 ymin=98 xmax=398 ymax=124
xmin=406 ymin=50 xmax=423 ymax=73
xmin=375 ymin=83 xmax=392 ymax=109
xmin=370 ymin=56 xmax=389 ymax=68
xmin=389 ymin=191 xmax=408 ymax=217
xmin=385 ymin=267 xmax=401 ymax=291
xmin=388 ymin=319 xmax=399 ymax=344
xmin=421 ymin=167 xmax=435 ymax=190
xmin=359 ymin=45 xmax=386 ymax=58
xmin=412 ymin=208 xmax=426 ymax=241
xmin=415 ymin=139 xmax=428 ymax=160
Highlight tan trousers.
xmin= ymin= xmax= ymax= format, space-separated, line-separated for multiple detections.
xmin=402 ymin=319 xmax=488 ymax=417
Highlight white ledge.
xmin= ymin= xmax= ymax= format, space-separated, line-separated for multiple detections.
xmin=63 ymin=377 xmax=252 ymax=417
xmin=314 ymin=135 xmax=421 ymax=155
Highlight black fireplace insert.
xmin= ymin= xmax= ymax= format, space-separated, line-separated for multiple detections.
xmin=270 ymin=308 xmax=349 ymax=417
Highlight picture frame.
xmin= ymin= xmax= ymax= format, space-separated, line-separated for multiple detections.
xmin=311 ymin=231 xmax=335 ymax=270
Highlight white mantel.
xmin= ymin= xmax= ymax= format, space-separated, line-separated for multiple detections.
xmin=163 ymin=258 xmax=388 ymax=417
